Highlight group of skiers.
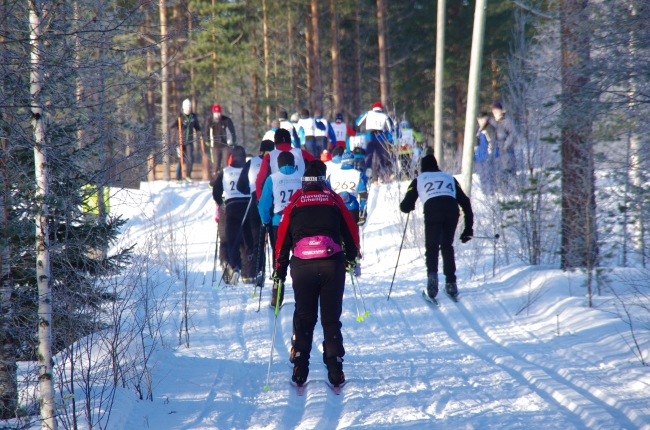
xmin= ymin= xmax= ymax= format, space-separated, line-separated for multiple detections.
xmin=197 ymin=100 xmax=474 ymax=390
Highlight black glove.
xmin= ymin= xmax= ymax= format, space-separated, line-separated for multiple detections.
xmin=273 ymin=269 xmax=285 ymax=284
xmin=461 ymin=228 xmax=473 ymax=243
xmin=345 ymin=260 xmax=357 ymax=271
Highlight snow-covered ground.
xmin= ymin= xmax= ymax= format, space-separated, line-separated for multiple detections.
xmin=19 ymin=180 xmax=650 ymax=429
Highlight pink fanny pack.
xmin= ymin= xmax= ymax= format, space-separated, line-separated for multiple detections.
xmin=293 ymin=236 xmax=342 ymax=259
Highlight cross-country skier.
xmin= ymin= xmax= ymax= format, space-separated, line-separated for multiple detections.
xmin=297 ymin=109 xmax=317 ymax=156
xmin=236 ymin=139 xmax=276 ymax=285
xmin=324 ymin=146 xmax=345 ymax=175
xmin=279 ymin=109 xmax=301 ymax=148
xmin=328 ymin=152 xmax=369 ymax=226
xmin=170 ymin=99 xmax=201 ymax=183
xmin=399 ymin=155 xmax=473 ymax=299
xmin=258 ymin=151 xmax=303 ymax=306
xmin=262 ymin=119 xmax=281 ymax=142
xmin=274 ymin=161 xmax=360 ymax=389
xmin=314 ymin=110 xmax=337 ymax=155
xmin=356 ymin=102 xmax=394 ymax=183
xmin=330 ymin=113 xmax=356 ymax=149
xmin=212 ymin=145 xmax=254 ymax=285
xmin=204 ymin=103 xmax=237 ymax=183
xmin=254 ymin=129 xmax=316 ymax=201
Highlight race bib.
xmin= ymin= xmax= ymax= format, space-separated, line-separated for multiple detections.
xmin=329 ymin=168 xmax=361 ymax=199
xmin=223 ymin=166 xmax=246 ymax=200
xmin=416 ymin=171 xmax=456 ymax=202
xmin=271 ymin=170 xmax=302 ymax=214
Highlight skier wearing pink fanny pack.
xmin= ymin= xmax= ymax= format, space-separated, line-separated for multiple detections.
xmin=273 ymin=160 xmax=360 ymax=389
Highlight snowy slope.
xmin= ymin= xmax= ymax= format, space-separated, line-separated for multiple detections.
xmin=100 ymin=181 xmax=650 ymax=429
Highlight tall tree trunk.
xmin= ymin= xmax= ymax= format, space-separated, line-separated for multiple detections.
xmin=211 ymin=0 xmax=218 ymax=98
xmin=330 ymin=0 xmax=343 ymax=117
xmin=29 ymin=2 xmax=57 ymax=428
xmin=74 ymin=2 xmax=85 ymax=150
xmin=376 ymin=0 xmax=389 ymax=109
xmin=160 ymin=0 xmax=170 ymax=180
xmin=310 ymin=0 xmax=323 ymax=111
xmin=353 ymin=4 xmax=362 ymax=116
xmin=289 ymin=9 xmax=298 ymax=112
xmin=145 ymin=6 xmax=156 ymax=181
xmin=433 ymin=0 xmax=446 ymax=163
xmin=240 ymin=86 xmax=246 ymax=145
xmin=559 ymin=0 xmax=597 ymax=275
xmin=305 ymin=15 xmax=313 ymax=107
xmin=0 ymin=137 xmax=16 ymax=420
xmin=262 ymin=0 xmax=271 ymax=126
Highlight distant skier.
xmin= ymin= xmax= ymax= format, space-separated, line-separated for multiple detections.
xmin=314 ymin=110 xmax=337 ymax=155
xmin=274 ymin=161 xmax=360 ymax=388
xmin=236 ymin=139 xmax=276 ymax=285
xmin=205 ymin=103 xmax=237 ymax=182
xmin=212 ymin=145 xmax=254 ymax=285
xmin=170 ymin=99 xmax=201 ymax=183
xmin=297 ymin=109 xmax=317 ymax=156
xmin=324 ymin=146 xmax=345 ymax=175
xmin=399 ymin=155 xmax=473 ymax=299
xmin=258 ymin=151 xmax=303 ymax=306
xmin=330 ymin=113 xmax=356 ymax=149
xmin=279 ymin=109 xmax=301 ymax=148
xmin=356 ymin=102 xmax=394 ymax=183
xmin=328 ymin=152 xmax=368 ymax=226
xmin=263 ymin=119 xmax=281 ymax=142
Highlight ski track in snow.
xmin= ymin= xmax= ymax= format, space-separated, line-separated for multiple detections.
xmin=99 ymin=181 xmax=650 ymax=429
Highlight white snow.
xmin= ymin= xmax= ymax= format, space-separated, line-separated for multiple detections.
xmin=18 ymin=180 xmax=650 ymax=429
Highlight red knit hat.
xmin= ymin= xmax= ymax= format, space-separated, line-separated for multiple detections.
xmin=212 ymin=104 xmax=222 ymax=113
xmin=372 ymin=101 xmax=383 ymax=111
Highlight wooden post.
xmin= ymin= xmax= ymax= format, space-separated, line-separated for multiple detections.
xmin=177 ymin=117 xmax=185 ymax=179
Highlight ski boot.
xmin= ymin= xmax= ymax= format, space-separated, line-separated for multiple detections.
xmin=230 ymin=267 xmax=240 ymax=286
xmin=445 ymin=282 xmax=458 ymax=298
xmin=292 ymin=352 xmax=309 ymax=386
xmin=270 ymin=280 xmax=284 ymax=308
xmin=427 ymin=273 xmax=439 ymax=299
xmin=290 ymin=334 xmax=297 ymax=363
xmin=220 ymin=262 xmax=231 ymax=284
xmin=184 ymin=176 xmax=193 ymax=183
xmin=325 ymin=356 xmax=345 ymax=387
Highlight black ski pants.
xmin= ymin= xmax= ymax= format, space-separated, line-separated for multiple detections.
xmin=290 ymin=256 xmax=346 ymax=362
xmin=425 ymin=214 xmax=459 ymax=283
xmin=176 ymin=144 xmax=194 ymax=180
xmin=210 ymin=145 xmax=232 ymax=184
xmin=218 ymin=204 xmax=227 ymax=264
xmin=248 ymin=196 xmax=263 ymax=279
xmin=225 ymin=201 xmax=254 ymax=271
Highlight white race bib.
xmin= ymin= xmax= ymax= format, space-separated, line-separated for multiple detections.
xmin=314 ymin=119 xmax=329 ymax=137
xmin=298 ymin=118 xmax=315 ymax=137
xmin=248 ymin=156 xmax=263 ymax=193
xmin=329 ymin=168 xmax=361 ymax=199
xmin=269 ymin=149 xmax=306 ymax=175
xmin=400 ymin=128 xmax=414 ymax=146
xmin=271 ymin=170 xmax=302 ymax=214
xmin=349 ymin=135 xmax=366 ymax=150
xmin=366 ymin=110 xmax=387 ymax=131
xmin=223 ymin=166 xmax=246 ymax=200
xmin=331 ymin=122 xmax=347 ymax=141
xmin=416 ymin=172 xmax=456 ymax=203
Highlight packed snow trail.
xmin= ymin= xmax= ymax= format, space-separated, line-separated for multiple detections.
xmin=106 ymin=181 xmax=650 ymax=429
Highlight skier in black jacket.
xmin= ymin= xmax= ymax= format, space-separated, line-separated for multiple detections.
xmin=205 ymin=103 xmax=237 ymax=183
xmin=400 ymin=155 xmax=473 ymax=299
xmin=212 ymin=145 xmax=253 ymax=285
xmin=170 ymin=99 xmax=201 ymax=182
xmin=273 ymin=161 xmax=360 ymax=389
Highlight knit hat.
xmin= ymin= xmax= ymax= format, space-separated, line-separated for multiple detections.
xmin=274 ymin=128 xmax=292 ymax=145
xmin=331 ymin=146 xmax=344 ymax=158
xmin=277 ymin=151 xmax=295 ymax=168
xmin=341 ymin=151 xmax=354 ymax=165
xmin=259 ymin=139 xmax=275 ymax=153
xmin=491 ymin=101 xmax=503 ymax=110
xmin=212 ymin=104 xmax=222 ymax=113
xmin=290 ymin=112 xmax=300 ymax=122
xmin=302 ymin=162 xmax=327 ymax=184
xmin=230 ymin=145 xmax=246 ymax=168
xmin=321 ymin=150 xmax=332 ymax=162
xmin=372 ymin=102 xmax=383 ymax=111
xmin=279 ymin=109 xmax=288 ymax=120
xmin=335 ymin=113 xmax=344 ymax=121
xmin=421 ymin=154 xmax=439 ymax=172
xmin=300 ymin=109 xmax=310 ymax=118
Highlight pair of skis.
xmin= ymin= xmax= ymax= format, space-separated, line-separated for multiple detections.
xmin=421 ymin=290 xmax=458 ymax=307
xmin=290 ymin=380 xmax=347 ymax=396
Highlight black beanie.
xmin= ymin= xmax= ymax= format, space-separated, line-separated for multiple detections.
xmin=308 ymin=159 xmax=327 ymax=176
xmin=277 ymin=151 xmax=295 ymax=168
xmin=279 ymin=109 xmax=288 ymax=120
xmin=331 ymin=146 xmax=344 ymax=157
xmin=274 ymin=128 xmax=292 ymax=145
xmin=300 ymin=108 xmax=309 ymax=118
xmin=259 ymin=139 xmax=274 ymax=153
xmin=421 ymin=154 xmax=439 ymax=172
xmin=230 ymin=145 xmax=246 ymax=168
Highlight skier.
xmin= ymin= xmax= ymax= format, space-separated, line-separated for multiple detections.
xmin=262 ymin=119 xmax=281 ymax=142
xmin=212 ymin=145 xmax=254 ymax=285
xmin=356 ymin=102 xmax=394 ymax=183
xmin=205 ymin=103 xmax=237 ymax=183
xmin=399 ymin=155 xmax=473 ymax=299
xmin=236 ymin=139 xmax=276 ymax=285
xmin=254 ymin=129 xmax=316 ymax=201
xmin=397 ymin=120 xmax=420 ymax=179
xmin=273 ymin=161 xmax=360 ymax=388
xmin=297 ymin=109 xmax=317 ymax=156
xmin=328 ymin=152 xmax=368 ymax=226
xmin=314 ymin=110 xmax=337 ymax=156
xmin=170 ymin=99 xmax=201 ymax=183
xmin=325 ymin=146 xmax=345 ymax=175
xmin=279 ymin=109 xmax=301 ymax=148
xmin=475 ymin=112 xmax=498 ymax=195
xmin=348 ymin=125 xmax=367 ymax=172
xmin=330 ymin=113 xmax=356 ymax=149
xmin=258 ymin=151 xmax=303 ymax=305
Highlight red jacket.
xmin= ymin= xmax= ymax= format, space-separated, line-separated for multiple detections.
xmin=254 ymin=143 xmax=316 ymax=200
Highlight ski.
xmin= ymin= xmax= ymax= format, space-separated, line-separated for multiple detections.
xmin=324 ymin=380 xmax=347 ymax=395
xmin=445 ymin=291 xmax=458 ymax=303
xmin=289 ymin=380 xmax=308 ymax=396
xmin=421 ymin=290 xmax=440 ymax=307
xmin=269 ymin=303 xmax=286 ymax=310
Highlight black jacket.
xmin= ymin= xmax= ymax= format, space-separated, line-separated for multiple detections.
xmin=170 ymin=112 xmax=201 ymax=146
xmin=400 ymin=171 xmax=473 ymax=232
xmin=212 ymin=158 xmax=249 ymax=206
xmin=205 ymin=115 xmax=237 ymax=147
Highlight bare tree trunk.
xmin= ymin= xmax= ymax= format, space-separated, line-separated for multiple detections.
xmin=330 ymin=0 xmax=343 ymax=116
xmin=305 ymin=15 xmax=313 ymax=106
xmin=310 ymin=0 xmax=323 ymax=111
xmin=433 ymin=0 xmax=446 ymax=163
xmin=0 ymin=137 xmax=16 ymax=420
xmin=145 ymin=6 xmax=156 ymax=181
xmin=559 ymin=0 xmax=597 ymax=272
xmin=376 ymin=0 xmax=389 ymax=109
xmin=29 ymin=2 xmax=57 ymax=428
xmin=240 ymin=86 xmax=246 ymax=145
xmin=252 ymin=44 xmax=259 ymax=128
xmin=74 ymin=2 xmax=85 ymax=150
xmin=289 ymin=9 xmax=298 ymax=112
xmin=211 ymin=0 xmax=218 ymax=98
xmin=353 ymin=4 xmax=362 ymax=116
xmin=160 ymin=0 xmax=170 ymax=180
xmin=263 ymin=0 xmax=271 ymax=126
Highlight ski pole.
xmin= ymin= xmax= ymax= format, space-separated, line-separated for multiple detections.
xmin=252 ymin=224 xmax=267 ymax=299
xmin=212 ymin=222 xmax=220 ymax=284
xmin=349 ymin=267 xmax=369 ymax=318
xmin=263 ymin=281 xmax=284 ymax=391
xmin=216 ymin=197 xmax=253 ymax=290
xmin=349 ymin=267 xmax=363 ymax=322
xmin=387 ymin=212 xmax=410 ymax=301
xmin=470 ymin=234 xmax=500 ymax=240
